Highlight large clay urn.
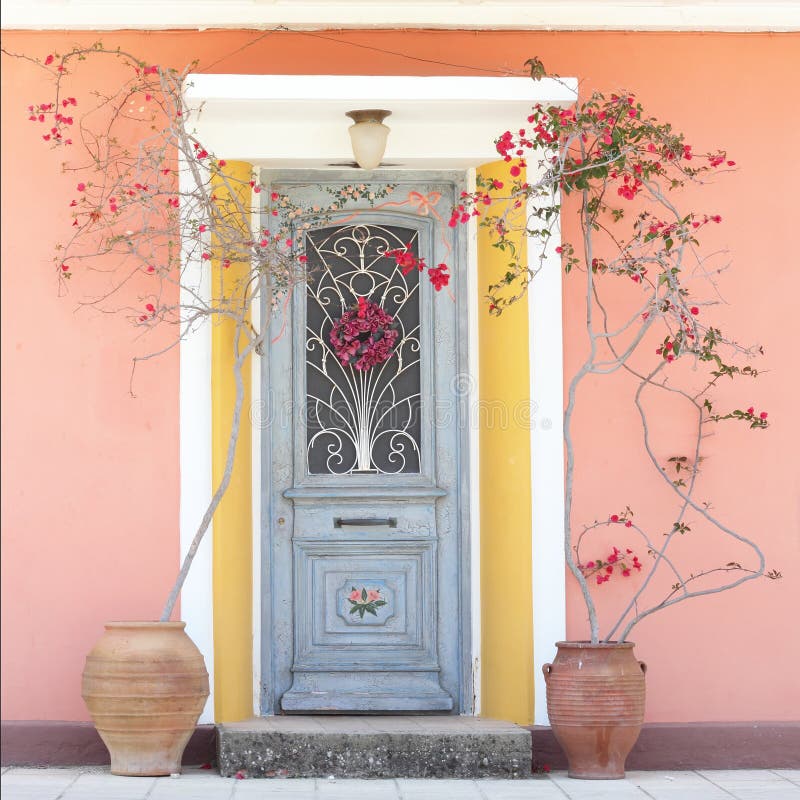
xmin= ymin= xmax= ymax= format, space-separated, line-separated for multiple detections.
xmin=82 ymin=622 xmax=209 ymax=776
xmin=543 ymin=641 xmax=646 ymax=779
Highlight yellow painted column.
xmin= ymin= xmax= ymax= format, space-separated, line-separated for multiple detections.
xmin=477 ymin=161 xmax=534 ymax=724
xmin=211 ymin=161 xmax=253 ymax=722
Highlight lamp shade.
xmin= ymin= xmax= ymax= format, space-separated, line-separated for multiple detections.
xmin=346 ymin=110 xmax=391 ymax=171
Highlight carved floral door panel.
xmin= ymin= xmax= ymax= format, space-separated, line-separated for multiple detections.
xmin=261 ymin=173 xmax=469 ymax=714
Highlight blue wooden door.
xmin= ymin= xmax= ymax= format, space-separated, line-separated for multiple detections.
xmin=261 ymin=173 xmax=470 ymax=713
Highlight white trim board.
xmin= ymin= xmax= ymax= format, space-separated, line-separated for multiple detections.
xmin=178 ymin=152 xmax=215 ymax=725
xmin=183 ymin=75 xmax=576 ymax=169
xmin=178 ymin=73 xmax=569 ymax=721
xmin=3 ymin=1 xmax=799 ymax=31
xmin=527 ymin=192 xmax=566 ymax=726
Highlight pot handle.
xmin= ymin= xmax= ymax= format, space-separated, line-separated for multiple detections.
xmin=542 ymin=663 xmax=552 ymax=682
xmin=639 ymin=660 xmax=647 ymax=675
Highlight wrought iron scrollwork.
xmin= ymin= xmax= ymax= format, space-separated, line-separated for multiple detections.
xmin=305 ymin=223 xmax=422 ymax=475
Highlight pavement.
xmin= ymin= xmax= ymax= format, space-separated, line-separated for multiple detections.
xmin=2 ymin=767 xmax=799 ymax=800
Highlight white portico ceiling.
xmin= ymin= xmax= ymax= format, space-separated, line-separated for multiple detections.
xmin=184 ymin=74 xmax=578 ymax=168
xmin=2 ymin=0 xmax=799 ymax=31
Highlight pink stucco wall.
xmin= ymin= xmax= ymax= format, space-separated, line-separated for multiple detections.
xmin=2 ymin=29 xmax=798 ymax=723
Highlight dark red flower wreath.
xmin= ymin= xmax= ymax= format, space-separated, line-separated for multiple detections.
xmin=329 ymin=296 xmax=399 ymax=371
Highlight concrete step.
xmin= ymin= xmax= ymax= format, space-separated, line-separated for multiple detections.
xmin=217 ymin=716 xmax=532 ymax=779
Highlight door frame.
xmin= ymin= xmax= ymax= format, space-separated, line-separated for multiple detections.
xmin=257 ymin=169 xmax=474 ymax=715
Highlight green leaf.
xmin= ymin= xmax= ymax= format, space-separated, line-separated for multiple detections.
xmin=361 ymin=588 xmax=367 ymax=601
xmin=366 ymin=607 xmax=378 ymax=616
xmin=374 ymin=600 xmax=387 ymax=607
xmin=349 ymin=605 xmax=359 ymax=614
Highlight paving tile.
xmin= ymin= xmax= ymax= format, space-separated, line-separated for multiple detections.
xmin=150 ymin=776 xmax=236 ymax=800
xmin=150 ymin=792 xmax=235 ymax=800
xmin=1 ymin=789 xmax=65 ymax=800
xmin=63 ymin=774 xmax=156 ymax=800
xmin=315 ymin=778 xmax=399 ymax=798
xmin=629 ymin=787 xmax=734 ymax=800
xmin=396 ymin=778 xmax=483 ymax=799
xmin=726 ymin=781 xmax=800 ymax=800
xmin=701 ymin=771 xmax=792 ymax=783
xmin=474 ymin=777 xmax=565 ymax=799
xmin=715 ymin=786 xmax=800 ymax=800
xmin=773 ymin=772 xmax=800 ymax=785
xmin=546 ymin=773 xmax=649 ymax=799
xmin=233 ymin=779 xmax=317 ymax=795
xmin=1 ymin=768 xmax=78 ymax=783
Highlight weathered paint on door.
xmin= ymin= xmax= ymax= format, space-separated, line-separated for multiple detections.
xmin=260 ymin=172 xmax=471 ymax=713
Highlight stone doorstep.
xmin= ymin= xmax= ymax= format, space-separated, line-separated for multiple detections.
xmin=217 ymin=716 xmax=532 ymax=779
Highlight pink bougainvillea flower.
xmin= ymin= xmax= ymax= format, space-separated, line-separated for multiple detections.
xmin=610 ymin=514 xmax=619 ymax=523
xmin=145 ymin=303 xmax=155 ymax=313
xmin=760 ymin=412 xmax=768 ymax=420
xmin=218 ymin=159 xmax=226 ymax=167
xmin=690 ymin=306 xmax=699 ymax=315
xmin=44 ymin=54 xmax=54 ymax=65
xmin=427 ymin=263 xmax=450 ymax=291
xmin=201 ymin=252 xmax=211 ymax=260
xmin=746 ymin=406 xmax=755 ymax=415
xmin=509 ymin=164 xmax=522 ymax=177
xmin=198 ymin=224 xmax=207 ymax=233
xmin=330 ymin=299 xmax=399 ymax=371
xmin=76 ymin=182 xmax=86 ymax=192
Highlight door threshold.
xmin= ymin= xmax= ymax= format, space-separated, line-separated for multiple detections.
xmin=217 ymin=716 xmax=531 ymax=778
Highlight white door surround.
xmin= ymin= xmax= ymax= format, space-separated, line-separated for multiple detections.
xmin=179 ymin=73 xmax=570 ymax=724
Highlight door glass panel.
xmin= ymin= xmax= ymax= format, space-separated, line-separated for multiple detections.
xmin=305 ymin=223 xmax=422 ymax=475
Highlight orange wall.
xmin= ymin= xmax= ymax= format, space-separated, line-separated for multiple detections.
xmin=2 ymin=29 xmax=798 ymax=723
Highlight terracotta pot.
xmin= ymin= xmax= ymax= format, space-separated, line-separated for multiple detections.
xmin=82 ymin=622 xmax=209 ymax=776
xmin=543 ymin=641 xmax=646 ymax=779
